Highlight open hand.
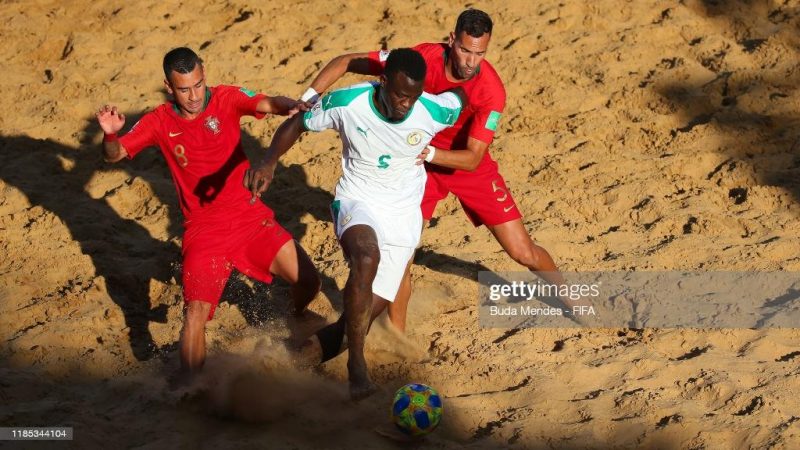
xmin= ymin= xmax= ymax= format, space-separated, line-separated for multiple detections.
xmin=96 ymin=105 xmax=125 ymax=134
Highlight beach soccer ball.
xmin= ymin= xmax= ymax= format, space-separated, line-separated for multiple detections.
xmin=391 ymin=383 xmax=443 ymax=436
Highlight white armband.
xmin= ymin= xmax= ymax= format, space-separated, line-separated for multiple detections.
xmin=424 ymin=145 xmax=437 ymax=162
xmin=300 ymin=87 xmax=320 ymax=103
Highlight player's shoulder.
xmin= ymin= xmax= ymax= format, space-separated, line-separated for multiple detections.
xmin=417 ymin=91 xmax=461 ymax=126
xmin=137 ymin=103 xmax=170 ymax=125
xmin=211 ymin=84 xmax=236 ymax=95
xmin=419 ymin=90 xmax=460 ymax=106
xmin=120 ymin=104 xmax=166 ymax=138
xmin=468 ymin=61 xmax=505 ymax=109
xmin=476 ymin=61 xmax=505 ymax=93
xmin=322 ymin=82 xmax=374 ymax=110
xmin=413 ymin=42 xmax=447 ymax=60
xmin=212 ymin=84 xmax=260 ymax=98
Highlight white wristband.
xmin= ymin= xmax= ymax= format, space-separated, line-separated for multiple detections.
xmin=424 ymin=145 xmax=436 ymax=162
xmin=300 ymin=87 xmax=320 ymax=103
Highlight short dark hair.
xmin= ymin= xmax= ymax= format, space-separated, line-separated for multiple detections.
xmin=385 ymin=48 xmax=426 ymax=82
xmin=455 ymin=9 xmax=493 ymax=37
xmin=163 ymin=47 xmax=203 ymax=79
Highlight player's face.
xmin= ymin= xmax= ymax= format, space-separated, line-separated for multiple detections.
xmin=165 ymin=64 xmax=207 ymax=117
xmin=448 ymin=31 xmax=491 ymax=80
xmin=380 ymin=72 xmax=423 ymax=121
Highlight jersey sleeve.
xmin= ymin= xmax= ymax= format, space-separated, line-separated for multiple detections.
xmin=419 ymin=91 xmax=463 ymax=134
xmin=367 ymin=43 xmax=429 ymax=74
xmin=230 ymin=86 xmax=268 ymax=119
xmin=302 ymin=95 xmax=341 ymax=132
xmin=468 ymin=82 xmax=506 ymax=144
xmin=365 ymin=49 xmax=391 ymax=74
xmin=119 ymin=111 xmax=159 ymax=159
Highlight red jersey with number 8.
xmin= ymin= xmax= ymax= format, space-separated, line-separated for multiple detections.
xmin=119 ymin=85 xmax=269 ymax=222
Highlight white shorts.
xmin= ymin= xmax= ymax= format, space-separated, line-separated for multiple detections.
xmin=330 ymin=197 xmax=420 ymax=302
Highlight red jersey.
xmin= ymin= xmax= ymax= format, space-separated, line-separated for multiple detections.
xmin=368 ymin=42 xmax=506 ymax=150
xmin=119 ymin=85 xmax=269 ymax=222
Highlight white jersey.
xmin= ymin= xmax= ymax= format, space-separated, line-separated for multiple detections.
xmin=303 ymin=81 xmax=462 ymax=214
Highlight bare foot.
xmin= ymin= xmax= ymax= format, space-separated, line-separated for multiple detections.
xmin=349 ymin=378 xmax=379 ymax=401
xmin=348 ymin=359 xmax=377 ymax=401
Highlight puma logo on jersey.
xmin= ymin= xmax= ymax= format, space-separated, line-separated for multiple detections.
xmin=357 ymin=126 xmax=369 ymax=139
xmin=169 ymin=131 xmax=182 ymax=137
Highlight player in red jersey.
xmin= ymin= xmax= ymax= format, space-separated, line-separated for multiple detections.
xmin=96 ymin=47 xmax=321 ymax=375
xmin=302 ymin=9 xmax=573 ymax=331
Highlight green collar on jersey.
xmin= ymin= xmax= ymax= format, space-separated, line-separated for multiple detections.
xmin=368 ymin=84 xmax=415 ymax=124
xmin=171 ymin=88 xmax=212 ymax=115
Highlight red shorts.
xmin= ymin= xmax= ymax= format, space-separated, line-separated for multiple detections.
xmin=181 ymin=209 xmax=292 ymax=320
xmin=421 ymin=154 xmax=523 ymax=227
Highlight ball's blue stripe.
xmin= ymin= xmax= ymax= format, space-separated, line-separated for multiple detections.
xmin=414 ymin=410 xmax=431 ymax=429
xmin=393 ymin=395 xmax=411 ymax=415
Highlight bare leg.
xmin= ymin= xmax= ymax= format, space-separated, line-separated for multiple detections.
xmin=180 ymin=301 xmax=211 ymax=373
xmin=307 ymin=294 xmax=388 ymax=367
xmin=269 ymin=239 xmax=321 ymax=315
xmin=488 ymin=219 xmax=594 ymax=314
xmin=487 ymin=218 xmax=564 ymax=283
xmin=340 ymin=225 xmax=381 ymax=400
xmin=387 ymin=257 xmax=414 ymax=332
xmin=387 ymin=220 xmax=427 ymax=332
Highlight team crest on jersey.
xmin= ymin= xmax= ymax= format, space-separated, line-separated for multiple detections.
xmin=406 ymin=131 xmax=422 ymax=146
xmin=205 ymin=116 xmax=221 ymax=135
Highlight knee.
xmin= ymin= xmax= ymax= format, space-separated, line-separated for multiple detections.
xmin=508 ymin=243 xmax=540 ymax=268
xmin=349 ymin=244 xmax=380 ymax=278
xmin=184 ymin=301 xmax=211 ymax=328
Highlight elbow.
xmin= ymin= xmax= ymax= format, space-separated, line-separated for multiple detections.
xmin=465 ymin=157 xmax=482 ymax=172
xmin=334 ymin=54 xmax=353 ymax=71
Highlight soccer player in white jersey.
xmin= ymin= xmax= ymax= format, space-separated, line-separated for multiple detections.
xmin=244 ymin=48 xmax=463 ymax=399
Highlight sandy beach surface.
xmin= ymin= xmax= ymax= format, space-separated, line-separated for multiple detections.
xmin=2 ymin=0 xmax=800 ymax=448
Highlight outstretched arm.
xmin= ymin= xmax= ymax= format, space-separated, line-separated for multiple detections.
xmin=419 ymin=138 xmax=489 ymax=172
xmin=415 ymin=87 xmax=486 ymax=171
xmin=96 ymin=105 xmax=128 ymax=163
xmin=243 ymin=114 xmax=306 ymax=202
xmin=256 ymin=96 xmax=311 ymax=117
xmin=304 ymin=52 xmax=379 ymax=100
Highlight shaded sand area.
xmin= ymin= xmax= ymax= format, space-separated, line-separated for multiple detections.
xmin=2 ymin=0 xmax=800 ymax=448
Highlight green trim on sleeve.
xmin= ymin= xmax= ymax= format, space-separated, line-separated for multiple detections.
xmin=419 ymin=95 xmax=461 ymax=126
xmin=321 ymin=85 xmax=372 ymax=111
xmin=302 ymin=108 xmax=317 ymax=131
